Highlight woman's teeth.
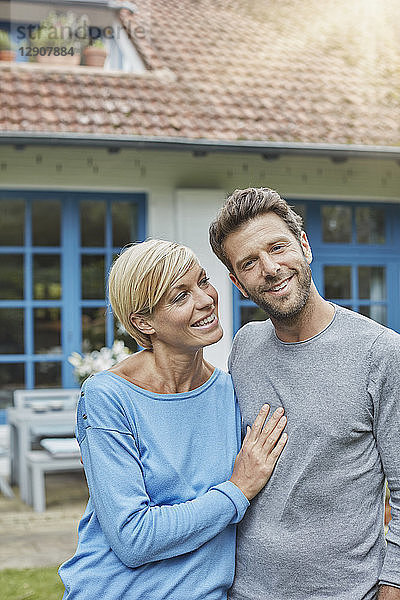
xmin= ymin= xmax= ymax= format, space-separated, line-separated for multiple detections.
xmin=192 ymin=314 xmax=216 ymax=327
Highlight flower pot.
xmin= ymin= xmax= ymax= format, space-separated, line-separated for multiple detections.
xmin=84 ymin=46 xmax=107 ymax=67
xmin=36 ymin=52 xmax=81 ymax=65
xmin=0 ymin=50 xmax=16 ymax=61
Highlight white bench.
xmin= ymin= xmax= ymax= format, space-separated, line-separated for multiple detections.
xmin=26 ymin=450 xmax=83 ymax=512
xmin=13 ymin=388 xmax=80 ymax=410
xmin=9 ymin=388 xmax=79 ymax=500
xmin=0 ymin=426 xmax=14 ymax=498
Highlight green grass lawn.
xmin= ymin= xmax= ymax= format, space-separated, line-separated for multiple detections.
xmin=0 ymin=566 xmax=64 ymax=600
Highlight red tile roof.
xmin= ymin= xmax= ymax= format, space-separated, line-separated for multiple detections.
xmin=1 ymin=0 xmax=399 ymax=145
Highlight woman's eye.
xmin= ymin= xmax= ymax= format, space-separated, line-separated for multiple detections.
xmin=173 ymin=292 xmax=188 ymax=303
xmin=200 ymin=276 xmax=210 ymax=286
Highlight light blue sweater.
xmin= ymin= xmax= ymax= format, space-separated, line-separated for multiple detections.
xmin=59 ymin=368 xmax=249 ymax=600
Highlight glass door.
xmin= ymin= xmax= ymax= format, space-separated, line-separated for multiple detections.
xmin=323 ymin=264 xmax=387 ymax=325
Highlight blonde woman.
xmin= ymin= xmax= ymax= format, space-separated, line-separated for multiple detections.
xmin=59 ymin=240 xmax=287 ymax=600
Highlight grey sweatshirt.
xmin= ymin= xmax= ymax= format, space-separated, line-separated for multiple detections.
xmin=228 ymin=305 xmax=400 ymax=600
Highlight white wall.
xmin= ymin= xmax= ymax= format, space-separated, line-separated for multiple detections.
xmin=174 ymin=189 xmax=232 ymax=371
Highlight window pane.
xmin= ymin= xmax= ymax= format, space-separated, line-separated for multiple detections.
xmin=240 ymin=306 xmax=268 ymax=327
xmin=0 ymin=364 xmax=25 ymax=408
xmin=81 ymin=201 xmax=105 ymax=247
xmin=112 ymin=202 xmax=138 ymax=248
xmin=0 ymin=199 xmax=25 ymax=245
xmin=322 ymin=206 xmax=352 ymax=243
xmin=0 ymin=254 xmax=24 ymax=299
xmin=34 ymin=362 xmax=62 ymax=387
xmin=356 ymin=207 xmax=385 ymax=244
xmin=81 ymin=255 xmax=105 ymax=299
xmin=324 ymin=266 xmax=351 ymax=299
xmin=0 ymin=309 xmax=24 ymax=354
xmin=82 ymin=307 xmax=105 ymax=351
xmin=33 ymin=255 xmax=61 ymax=300
xmin=32 ymin=200 xmax=61 ymax=246
xmin=358 ymin=267 xmax=386 ymax=300
xmin=290 ymin=203 xmax=306 ymax=230
xmin=114 ymin=319 xmax=138 ymax=352
xmin=34 ymin=308 xmax=62 ymax=354
xmin=359 ymin=305 xmax=387 ymax=326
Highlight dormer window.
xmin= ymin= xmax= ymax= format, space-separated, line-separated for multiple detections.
xmin=0 ymin=0 xmax=146 ymax=72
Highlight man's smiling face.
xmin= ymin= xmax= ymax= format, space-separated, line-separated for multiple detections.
xmin=223 ymin=212 xmax=313 ymax=322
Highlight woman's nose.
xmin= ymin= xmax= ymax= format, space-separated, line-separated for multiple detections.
xmin=195 ymin=289 xmax=214 ymax=309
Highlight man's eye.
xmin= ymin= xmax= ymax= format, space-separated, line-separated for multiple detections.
xmin=242 ymin=259 xmax=255 ymax=270
xmin=271 ymin=244 xmax=285 ymax=253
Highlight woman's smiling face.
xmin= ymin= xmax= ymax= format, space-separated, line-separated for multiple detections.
xmin=145 ymin=263 xmax=223 ymax=352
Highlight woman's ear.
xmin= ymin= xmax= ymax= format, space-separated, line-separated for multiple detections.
xmin=130 ymin=314 xmax=155 ymax=336
xmin=301 ymin=232 xmax=313 ymax=264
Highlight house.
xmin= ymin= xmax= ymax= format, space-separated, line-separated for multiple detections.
xmin=0 ymin=0 xmax=399 ymax=411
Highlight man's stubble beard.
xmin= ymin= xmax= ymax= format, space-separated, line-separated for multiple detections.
xmin=238 ymin=259 xmax=313 ymax=325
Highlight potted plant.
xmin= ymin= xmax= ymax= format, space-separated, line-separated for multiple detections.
xmin=84 ymin=38 xmax=107 ymax=68
xmin=30 ymin=11 xmax=89 ymax=65
xmin=0 ymin=29 xmax=16 ymax=61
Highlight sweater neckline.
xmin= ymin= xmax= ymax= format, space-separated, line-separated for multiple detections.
xmin=103 ymin=367 xmax=221 ymax=400
xmin=272 ymin=303 xmax=338 ymax=346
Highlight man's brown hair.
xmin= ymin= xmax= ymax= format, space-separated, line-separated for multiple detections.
xmin=209 ymin=187 xmax=303 ymax=274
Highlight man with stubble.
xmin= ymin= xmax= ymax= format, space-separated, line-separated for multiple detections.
xmin=209 ymin=187 xmax=400 ymax=600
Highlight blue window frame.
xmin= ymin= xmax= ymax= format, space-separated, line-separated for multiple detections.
xmin=233 ymin=200 xmax=400 ymax=335
xmin=0 ymin=191 xmax=146 ymax=405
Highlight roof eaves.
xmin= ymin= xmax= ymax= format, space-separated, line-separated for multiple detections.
xmin=0 ymin=132 xmax=400 ymax=161
xmin=4 ymin=0 xmax=135 ymax=7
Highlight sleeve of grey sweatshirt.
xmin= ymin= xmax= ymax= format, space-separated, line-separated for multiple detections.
xmin=369 ymin=329 xmax=400 ymax=587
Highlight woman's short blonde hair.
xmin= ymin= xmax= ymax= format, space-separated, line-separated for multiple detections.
xmin=108 ymin=239 xmax=198 ymax=349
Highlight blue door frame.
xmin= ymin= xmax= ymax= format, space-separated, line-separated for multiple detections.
xmin=0 ymin=190 xmax=147 ymax=391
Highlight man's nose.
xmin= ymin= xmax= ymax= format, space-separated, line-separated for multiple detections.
xmin=259 ymin=252 xmax=280 ymax=278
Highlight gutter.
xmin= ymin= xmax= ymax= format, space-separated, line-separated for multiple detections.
xmin=5 ymin=0 xmax=136 ymax=9
xmin=0 ymin=132 xmax=400 ymax=161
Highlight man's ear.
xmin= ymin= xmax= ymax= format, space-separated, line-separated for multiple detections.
xmin=130 ymin=314 xmax=155 ymax=335
xmin=301 ymin=232 xmax=313 ymax=264
xmin=229 ymin=273 xmax=249 ymax=298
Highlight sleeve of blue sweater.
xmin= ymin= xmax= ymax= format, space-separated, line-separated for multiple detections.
xmin=78 ymin=376 xmax=249 ymax=569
